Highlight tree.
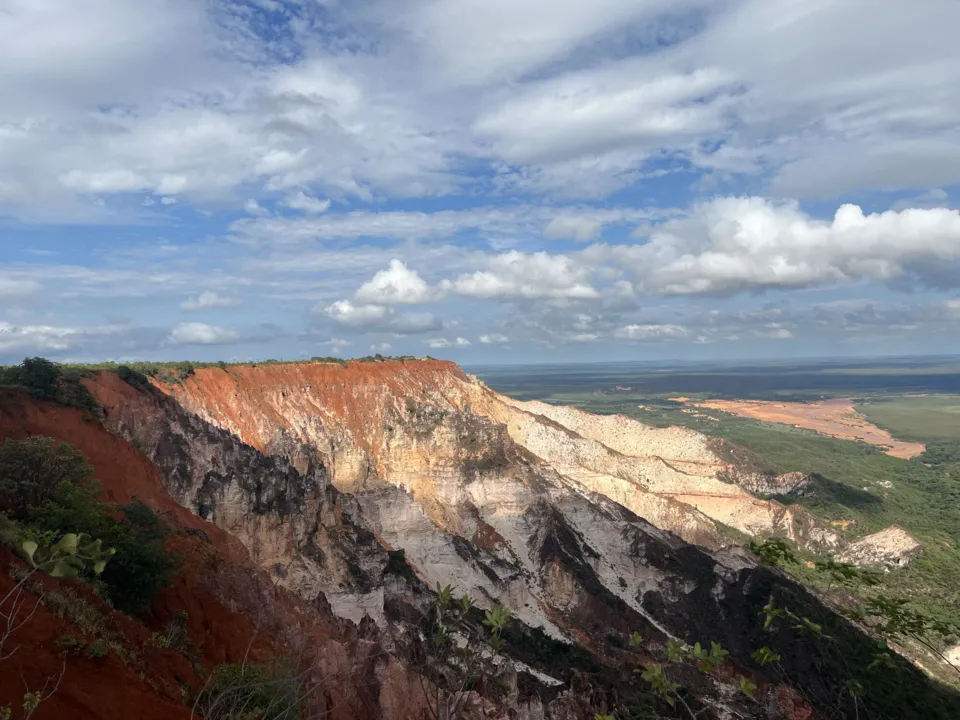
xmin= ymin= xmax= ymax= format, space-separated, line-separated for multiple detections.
xmin=408 ymin=584 xmax=512 ymax=720
xmin=0 ymin=438 xmax=92 ymax=519
xmin=5 ymin=358 xmax=60 ymax=400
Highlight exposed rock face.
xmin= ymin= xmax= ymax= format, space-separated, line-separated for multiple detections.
xmin=735 ymin=471 xmax=813 ymax=497
xmin=125 ymin=362 xmax=834 ymax=552
xmin=837 ymin=525 xmax=923 ymax=569
xmin=79 ymin=363 xmax=959 ymax=719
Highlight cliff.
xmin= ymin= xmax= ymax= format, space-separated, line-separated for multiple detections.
xmin=52 ymin=359 xmax=955 ymax=718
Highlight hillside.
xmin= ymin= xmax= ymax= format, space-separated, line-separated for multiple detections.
xmin=1 ymin=358 xmax=958 ymax=719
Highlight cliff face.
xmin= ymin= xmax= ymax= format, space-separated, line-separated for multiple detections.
xmin=70 ymin=360 xmax=955 ymax=719
xmin=124 ymin=361 xmax=832 ymax=551
xmin=0 ymin=389 xmax=426 ymax=720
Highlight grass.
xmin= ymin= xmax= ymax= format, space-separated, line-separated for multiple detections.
xmin=857 ymin=395 xmax=960 ymax=441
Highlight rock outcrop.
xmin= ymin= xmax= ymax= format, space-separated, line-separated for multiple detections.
xmin=837 ymin=525 xmax=923 ymax=569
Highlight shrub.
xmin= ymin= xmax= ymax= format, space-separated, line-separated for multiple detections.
xmin=1 ymin=357 xmax=60 ymax=399
xmin=18 ymin=440 xmax=179 ymax=615
xmin=84 ymin=638 xmax=108 ymax=659
xmin=116 ymin=365 xmax=150 ymax=386
xmin=0 ymin=357 xmax=103 ymax=418
xmin=100 ymin=510 xmax=177 ymax=615
xmin=161 ymin=610 xmax=193 ymax=655
xmin=32 ymin=494 xmax=177 ymax=615
xmin=54 ymin=634 xmax=82 ymax=653
xmin=194 ymin=662 xmax=301 ymax=720
xmin=43 ymin=587 xmax=109 ymax=638
xmin=0 ymin=437 xmax=93 ymax=519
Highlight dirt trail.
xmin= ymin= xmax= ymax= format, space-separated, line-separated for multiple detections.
xmin=675 ymin=397 xmax=926 ymax=459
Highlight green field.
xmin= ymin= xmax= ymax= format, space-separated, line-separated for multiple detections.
xmin=474 ymin=358 xmax=960 ymax=638
xmin=858 ymin=395 xmax=960 ymax=441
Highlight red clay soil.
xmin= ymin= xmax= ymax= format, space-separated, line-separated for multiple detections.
xmin=0 ymin=389 xmax=274 ymax=719
xmin=0 ymin=387 xmax=248 ymax=563
xmin=145 ymin=359 xmax=468 ymax=454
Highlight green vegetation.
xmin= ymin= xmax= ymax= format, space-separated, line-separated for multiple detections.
xmin=0 ymin=357 xmax=102 ymax=418
xmin=858 ymin=395 xmax=960 ymax=441
xmin=0 ymin=437 xmax=178 ymax=615
xmin=192 ymin=662 xmax=302 ymax=720
xmin=407 ymin=584 xmax=512 ymax=720
xmin=64 ymin=354 xmax=431 ymax=382
xmin=594 ymin=542 xmax=960 ymax=719
xmin=0 ymin=437 xmax=93 ymax=519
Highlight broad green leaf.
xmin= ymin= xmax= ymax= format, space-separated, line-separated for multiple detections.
xmin=21 ymin=539 xmax=38 ymax=564
xmin=53 ymin=533 xmax=79 ymax=555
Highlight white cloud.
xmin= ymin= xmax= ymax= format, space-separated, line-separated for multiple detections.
xmin=613 ymin=198 xmax=960 ymax=295
xmin=230 ymin=205 xmax=660 ymax=246
xmin=425 ymin=337 xmax=471 ymax=349
xmin=370 ymin=342 xmax=392 ymax=352
xmin=613 ymin=324 xmax=688 ymax=341
xmin=890 ymin=188 xmax=952 ymax=212
xmin=317 ymin=338 xmax=352 ymax=353
xmin=283 ymin=192 xmax=331 ymax=215
xmin=320 ymin=299 xmax=442 ymax=335
xmin=180 ymin=291 xmax=243 ymax=312
xmin=0 ymin=320 xmax=124 ymax=353
xmin=244 ymin=199 xmax=269 ymax=217
xmin=4 ymin=0 xmax=960 ymax=217
xmin=0 ymin=278 xmax=41 ymax=299
xmin=543 ymin=216 xmax=603 ymax=242
xmin=476 ymin=64 xmax=735 ymax=166
xmin=166 ymin=322 xmax=240 ymax=345
xmin=354 ymin=259 xmax=440 ymax=306
xmin=387 ymin=0 xmax=699 ymax=87
xmin=565 ymin=333 xmax=600 ymax=343
xmin=322 ymin=300 xmax=389 ymax=326
xmin=0 ymin=322 xmax=77 ymax=352
xmin=445 ymin=251 xmax=598 ymax=300
xmin=478 ymin=333 xmax=509 ymax=344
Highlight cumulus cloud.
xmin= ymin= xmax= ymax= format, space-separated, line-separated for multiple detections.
xmin=283 ymin=192 xmax=332 ymax=215
xmin=425 ymin=337 xmax=471 ymax=349
xmin=319 ymin=299 xmax=442 ymax=335
xmin=615 ymin=198 xmax=960 ymax=295
xmin=478 ymin=333 xmax=509 ymax=344
xmin=354 ymin=260 xmax=441 ymax=306
xmin=166 ymin=322 xmax=240 ymax=345
xmin=444 ymin=251 xmax=598 ymax=300
xmin=180 ymin=291 xmax=243 ymax=312
xmin=322 ymin=300 xmax=389 ymax=326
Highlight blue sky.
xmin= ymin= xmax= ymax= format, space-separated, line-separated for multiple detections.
xmin=2 ymin=0 xmax=960 ymax=365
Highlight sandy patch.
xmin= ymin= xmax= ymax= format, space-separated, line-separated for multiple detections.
xmin=676 ymin=397 xmax=926 ymax=459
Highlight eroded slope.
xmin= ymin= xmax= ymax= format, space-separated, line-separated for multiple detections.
xmin=77 ymin=363 xmax=960 ymax=719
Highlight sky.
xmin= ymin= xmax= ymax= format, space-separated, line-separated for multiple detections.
xmin=2 ymin=0 xmax=960 ymax=366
